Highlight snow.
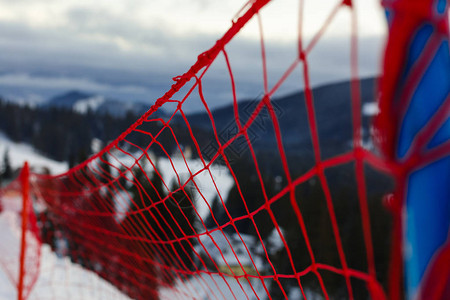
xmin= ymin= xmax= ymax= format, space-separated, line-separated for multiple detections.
xmin=0 ymin=132 xmax=67 ymax=175
xmin=0 ymin=209 xmax=40 ymax=300
xmin=0 ymin=204 xmax=313 ymax=300
xmin=0 ymin=129 xmax=233 ymax=222
xmin=156 ymin=156 xmax=235 ymax=220
xmin=159 ymin=272 xmax=269 ymax=300
xmin=73 ymin=96 xmax=105 ymax=114
xmin=0 ymin=133 xmax=265 ymax=299
xmin=91 ymin=138 xmax=104 ymax=153
xmin=159 ymin=272 xmax=322 ymax=300
xmin=112 ymin=190 xmax=131 ymax=222
xmin=158 ymin=264 xmax=321 ymax=299
xmin=362 ymin=102 xmax=379 ymax=116
xmin=194 ymin=231 xmax=264 ymax=269
xmin=105 ymin=148 xmax=235 ymax=221
xmin=0 ymin=208 xmax=131 ymax=300
xmin=0 ymin=138 xmax=324 ymax=300
xmin=288 ymin=287 xmax=322 ymax=300
xmin=265 ymin=227 xmax=285 ymax=254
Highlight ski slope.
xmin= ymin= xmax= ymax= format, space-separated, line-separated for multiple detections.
xmin=0 ymin=209 xmax=131 ymax=300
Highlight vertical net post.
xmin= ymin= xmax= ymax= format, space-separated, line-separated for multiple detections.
xmin=18 ymin=162 xmax=29 ymax=300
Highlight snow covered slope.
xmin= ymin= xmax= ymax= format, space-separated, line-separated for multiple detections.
xmin=0 ymin=132 xmax=68 ymax=175
xmin=73 ymin=95 xmax=105 ymax=114
xmin=0 ymin=209 xmax=131 ymax=300
xmin=0 ymin=129 xmax=234 ymax=221
xmin=100 ymin=148 xmax=235 ymax=222
xmin=0 ymin=132 xmax=238 ymax=299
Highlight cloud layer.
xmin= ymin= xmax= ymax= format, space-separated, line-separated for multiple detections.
xmin=0 ymin=0 xmax=387 ymax=112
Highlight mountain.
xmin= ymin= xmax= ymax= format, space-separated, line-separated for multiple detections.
xmin=42 ymin=77 xmax=378 ymax=153
xmin=45 ymin=91 xmax=91 ymax=109
xmin=43 ymin=91 xmax=160 ymax=118
xmin=181 ymin=77 xmax=378 ymax=165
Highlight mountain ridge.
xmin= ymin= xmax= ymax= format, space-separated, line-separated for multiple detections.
xmin=43 ymin=90 xmax=156 ymax=118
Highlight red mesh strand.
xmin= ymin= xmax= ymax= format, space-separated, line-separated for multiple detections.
xmin=0 ymin=167 xmax=41 ymax=300
xmin=0 ymin=0 xmax=447 ymax=299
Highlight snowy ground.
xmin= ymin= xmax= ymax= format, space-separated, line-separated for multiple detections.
xmin=153 ymin=155 xmax=235 ymax=220
xmin=0 ymin=133 xmax=246 ymax=299
xmin=103 ymin=147 xmax=235 ymax=222
xmin=0 ymin=136 xmax=129 ymax=299
xmin=0 ymin=129 xmax=235 ymax=223
xmin=0 ymin=207 xmax=276 ymax=300
xmin=159 ymin=273 xmax=320 ymax=300
xmin=0 ymin=196 xmax=289 ymax=300
xmin=0 ymin=209 xmax=131 ymax=300
xmin=0 ymin=132 xmax=68 ymax=175
xmin=0 ymin=206 xmax=318 ymax=300
xmin=159 ymin=272 xmax=269 ymax=300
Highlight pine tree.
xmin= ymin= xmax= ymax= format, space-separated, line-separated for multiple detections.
xmin=167 ymin=179 xmax=198 ymax=271
xmin=119 ymin=159 xmax=162 ymax=298
xmin=68 ymin=152 xmax=76 ymax=169
xmin=205 ymin=195 xmax=222 ymax=228
xmin=77 ymin=148 xmax=89 ymax=165
xmin=97 ymin=154 xmax=112 ymax=182
xmin=2 ymin=149 xmax=12 ymax=180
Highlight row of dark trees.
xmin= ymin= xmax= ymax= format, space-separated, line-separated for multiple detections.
xmin=0 ymin=99 xmax=212 ymax=169
xmin=0 ymin=99 xmax=142 ymax=163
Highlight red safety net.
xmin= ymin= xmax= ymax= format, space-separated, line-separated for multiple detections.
xmin=0 ymin=164 xmax=41 ymax=300
xmin=0 ymin=0 xmax=446 ymax=299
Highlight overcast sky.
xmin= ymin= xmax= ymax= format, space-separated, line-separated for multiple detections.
xmin=0 ymin=0 xmax=387 ymax=112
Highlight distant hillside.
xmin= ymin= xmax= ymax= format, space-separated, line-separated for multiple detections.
xmin=179 ymin=77 xmax=378 ymax=170
xmin=0 ymin=99 xmax=142 ymax=163
xmin=43 ymin=91 xmax=161 ymax=118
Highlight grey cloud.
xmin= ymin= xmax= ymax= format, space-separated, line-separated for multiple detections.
xmin=0 ymin=11 xmax=383 ymax=113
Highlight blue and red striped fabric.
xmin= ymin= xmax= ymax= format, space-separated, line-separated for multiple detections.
xmin=379 ymin=0 xmax=449 ymax=299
